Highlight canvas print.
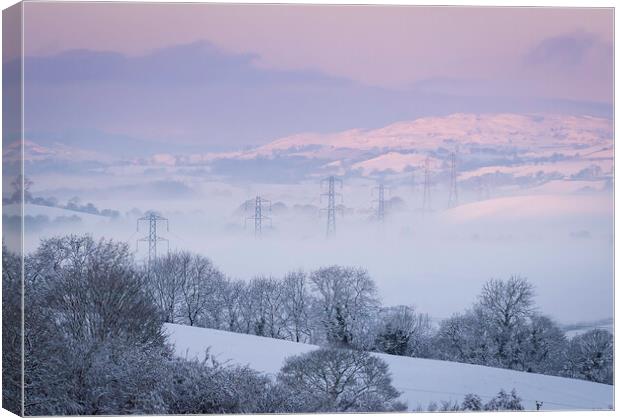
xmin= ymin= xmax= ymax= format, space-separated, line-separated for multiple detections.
xmin=2 ymin=2 xmax=614 ymax=415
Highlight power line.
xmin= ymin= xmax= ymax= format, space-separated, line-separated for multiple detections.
xmin=421 ymin=157 xmax=432 ymax=212
xmin=447 ymin=151 xmax=458 ymax=209
xmin=321 ymin=175 xmax=343 ymax=237
xmin=137 ymin=211 xmax=169 ymax=269
xmin=373 ymin=182 xmax=390 ymax=223
xmin=245 ymin=195 xmax=272 ymax=238
xmin=395 ymin=384 xmax=598 ymax=410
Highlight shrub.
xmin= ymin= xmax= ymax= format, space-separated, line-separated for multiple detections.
xmin=277 ymin=348 xmax=406 ymax=412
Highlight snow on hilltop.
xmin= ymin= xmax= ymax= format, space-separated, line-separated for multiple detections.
xmin=252 ymin=113 xmax=611 ymax=156
xmin=190 ymin=112 xmax=612 ymax=181
xmin=164 ymin=323 xmax=613 ymax=411
xmin=21 ymin=113 xmax=612 ymax=182
xmin=351 ymin=152 xmax=441 ymax=175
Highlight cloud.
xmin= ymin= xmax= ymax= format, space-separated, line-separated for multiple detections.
xmin=519 ymin=31 xmax=613 ymax=103
xmin=19 ymin=40 xmax=612 ymax=152
xmin=23 ymin=40 xmax=345 ymax=87
xmin=525 ymin=31 xmax=600 ymax=68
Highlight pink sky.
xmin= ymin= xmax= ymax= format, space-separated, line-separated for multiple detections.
xmin=22 ymin=3 xmax=612 ymax=103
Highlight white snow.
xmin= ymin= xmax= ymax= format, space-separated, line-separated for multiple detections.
xmin=351 ymin=152 xmax=440 ymax=175
xmin=247 ymin=113 xmax=611 ymax=156
xmin=141 ymin=113 xmax=610 ymax=167
xmin=441 ymin=194 xmax=612 ymax=223
xmin=164 ymin=323 xmax=613 ymax=412
xmin=458 ymin=160 xmax=613 ymax=181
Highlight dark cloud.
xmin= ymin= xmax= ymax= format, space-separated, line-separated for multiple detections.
xmin=23 ymin=41 xmax=345 ymax=87
xmin=524 ymin=31 xmax=607 ymax=68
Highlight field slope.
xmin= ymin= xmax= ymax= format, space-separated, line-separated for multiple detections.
xmin=164 ymin=323 xmax=613 ymax=411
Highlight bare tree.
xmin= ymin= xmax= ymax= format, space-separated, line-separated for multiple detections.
xmin=147 ymin=251 xmax=226 ymax=327
xmin=178 ymin=252 xmax=226 ymax=327
xmin=277 ymin=348 xmax=405 ymax=412
xmin=220 ymin=278 xmax=245 ymax=332
xmin=244 ymin=276 xmax=287 ymax=338
xmin=148 ymin=252 xmax=187 ymax=323
xmin=282 ymin=270 xmax=312 ymax=343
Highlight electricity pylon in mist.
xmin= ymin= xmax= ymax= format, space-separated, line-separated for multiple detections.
xmin=421 ymin=158 xmax=432 ymax=212
xmin=373 ymin=182 xmax=390 ymax=223
xmin=137 ymin=211 xmax=169 ymax=268
xmin=245 ymin=195 xmax=272 ymax=237
xmin=321 ymin=175 xmax=343 ymax=237
xmin=447 ymin=151 xmax=458 ymax=209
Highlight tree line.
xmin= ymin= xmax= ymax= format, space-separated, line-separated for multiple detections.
xmin=2 ymin=234 xmax=612 ymax=415
xmin=3 ymin=235 xmax=405 ymax=415
xmin=145 ymin=247 xmax=613 ymax=385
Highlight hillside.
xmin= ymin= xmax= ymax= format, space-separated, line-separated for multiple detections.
xmin=164 ymin=323 xmax=613 ymax=412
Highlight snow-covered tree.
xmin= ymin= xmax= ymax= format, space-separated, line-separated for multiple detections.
xmin=281 ymin=270 xmax=312 ymax=343
xmin=433 ymin=310 xmax=494 ymax=366
xmin=477 ymin=276 xmax=535 ymax=369
xmin=374 ymin=305 xmax=432 ymax=356
xmin=277 ymin=348 xmax=406 ymax=412
xmin=179 ymin=252 xmax=226 ymax=328
xmin=243 ymin=276 xmax=287 ymax=338
xmin=309 ymin=266 xmax=379 ymax=348
xmin=220 ymin=278 xmax=245 ymax=332
xmin=432 ymin=277 xmax=558 ymax=373
xmin=564 ymin=329 xmax=613 ymax=384
xmin=461 ymin=393 xmax=483 ymax=411
xmin=483 ymin=389 xmax=524 ymax=411
xmin=22 ymin=235 xmax=169 ymax=415
xmin=147 ymin=251 xmax=226 ymax=327
xmin=2 ymin=244 xmax=22 ymax=415
xmin=165 ymin=354 xmax=292 ymax=414
xmin=31 ymin=235 xmax=163 ymax=345
xmin=517 ymin=314 xmax=568 ymax=374
xmin=147 ymin=252 xmax=187 ymax=323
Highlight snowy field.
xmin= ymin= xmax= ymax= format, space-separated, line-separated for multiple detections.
xmin=164 ymin=323 xmax=614 ymax=412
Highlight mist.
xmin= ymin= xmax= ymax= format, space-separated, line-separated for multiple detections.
xmin=20 ymin=172 xmax=613 ymax=326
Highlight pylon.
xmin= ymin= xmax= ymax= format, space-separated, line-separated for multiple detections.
xmin=373 ymin=182 xmax=389 ymax=222
xmin=137 ymin=211 xmax=169 ymax=269
xmin=321 ymin=176 xmax=343 ymax=237
xmin=448 ymin=151 xmax=458 ymax=208
xmin=422 ymin=158 xmax=432 ymax=212
xmin=245 ymin=195 xmax=271 ymax=237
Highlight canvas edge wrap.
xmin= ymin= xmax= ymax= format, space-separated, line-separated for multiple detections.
xmin=3 ymin=1 xmax=24 ymax=416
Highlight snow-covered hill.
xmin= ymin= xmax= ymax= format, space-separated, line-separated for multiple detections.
xmin=251 ymin=113 xmax=611 ymax=157
xmin=21 ymin=113 xmax=613 ymax=190
xmin=164 ymin=323 xmax=613 ymax=412
xmin=441 ymin=194 xmax=612 ymax=223
xmin=114 ymin=113 xmax=613 ymax=190
xmin=3 ymin=139 xmax=109 ymax=163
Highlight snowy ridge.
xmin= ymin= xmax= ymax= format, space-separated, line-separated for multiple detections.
xmin=252 ymin=113 xmax=611 ymax=154
xmin=164 ymin=323 xmax=613 ymax=411
xmin=123 ymin=113 xmax=613 ymax=188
